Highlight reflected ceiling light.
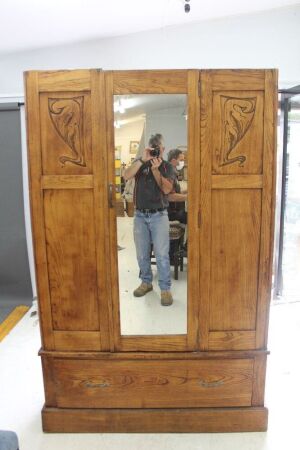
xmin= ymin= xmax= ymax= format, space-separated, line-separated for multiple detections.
xmin=118 ymin=99 xmax=125 ymax=114
xmin=114 ymin=98 xmax=126 ymax=113
xmin=114 ymin=100 xmax=121 ymax=113
xmin=114 ymin=97 xmax=138 ymax=112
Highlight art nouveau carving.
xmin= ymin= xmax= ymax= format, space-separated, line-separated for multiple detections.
xmin=48 ymin=96 xmax=86 ymax=167
xmin=219 ymin=96 xmax=256 ymax=167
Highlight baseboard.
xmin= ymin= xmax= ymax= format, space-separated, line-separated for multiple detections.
xmin=42 ymin=406 xmax=268 ymax=433
xmin=0 ymin=305 xmax=29 ymax=342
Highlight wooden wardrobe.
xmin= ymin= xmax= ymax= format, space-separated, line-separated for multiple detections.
xmin=25 ymin=68 xmax=277 ymax=432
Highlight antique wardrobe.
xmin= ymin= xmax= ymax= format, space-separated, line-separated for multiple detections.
xmin=25 ymin=69 xmax=277 ymax=432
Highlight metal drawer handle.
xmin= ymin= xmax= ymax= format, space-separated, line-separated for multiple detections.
xmin=198 ymin=379 xmax=224 ymax=388
xmin=84 ymin=381 xmax=110 ymax=389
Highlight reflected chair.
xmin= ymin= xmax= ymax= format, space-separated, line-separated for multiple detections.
xmin=150 ymin=221 xmax=185 ymax=280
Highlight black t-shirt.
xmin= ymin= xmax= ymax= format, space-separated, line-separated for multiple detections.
xmin=134 ymin=160 xmax=176 ymax=210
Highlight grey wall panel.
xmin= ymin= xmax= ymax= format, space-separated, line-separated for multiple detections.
xmin=0 ymin=108 xmax=32 ymax=302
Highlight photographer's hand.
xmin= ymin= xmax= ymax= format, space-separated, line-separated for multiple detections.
xmin=124 ymin=148 xmax=152 ymax=180
xmin=142 ymin=148 xmax=152 ymax=163
xmin=150 ymin=157 xmax=162 ymax=171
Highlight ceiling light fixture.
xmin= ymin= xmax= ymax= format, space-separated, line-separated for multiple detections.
xmin=184 ymin=0 xmax=191 ymax=13
xmin=114 ymin=98 xmax=127 ymax=113
xmin=118 ymin=99 xmax=125 ymax=114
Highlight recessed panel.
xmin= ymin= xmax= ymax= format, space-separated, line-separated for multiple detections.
xmin=44 ymin=189 xmax=99 ymax=331
xmin=210 ymin=189 xmax=261 ymax=331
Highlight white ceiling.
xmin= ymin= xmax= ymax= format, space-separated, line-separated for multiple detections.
xmin=0 ymin=0 xmax=299 ymax=55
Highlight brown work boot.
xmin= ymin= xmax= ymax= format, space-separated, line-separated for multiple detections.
xmin=161 ymin=290 xmax=173 ymax=306
xmin=133 ymin=282 xmax=153 ymax=297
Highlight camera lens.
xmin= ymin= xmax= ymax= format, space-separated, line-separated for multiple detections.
xmin=184 ymin=4 xmax=190 ymax=13
xmin=150 ymin=147 xmax=160 ymax=157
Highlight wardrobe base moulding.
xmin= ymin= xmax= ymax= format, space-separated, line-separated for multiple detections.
xmin=42 ymin=406 xmax=268 ymax=433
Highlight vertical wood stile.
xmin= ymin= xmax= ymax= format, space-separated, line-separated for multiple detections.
xmin=252 ymin=353 xmax=267 ymax=406
xmin=25 ymin=71 xmax=55 ymax=349
xmin=255 ymin=70 xmax=278 ymax=349
xmin=187 ymin=70 xmax=201 ymax=350
xmin=91 ymin=70 xmax=110 ymax=350
xmin=199 ymin=71 xmax=212 ymax=350
xmin=41 ymin=355 xmax=57 ymax=406
xmin=104 ymin=71 xmax=119 ymax=351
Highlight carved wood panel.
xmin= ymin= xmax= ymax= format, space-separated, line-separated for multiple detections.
xmin=212 ymin=91 xmax=264 ymax=174
xmin=40 ymin=92 xmax=93 ymax=174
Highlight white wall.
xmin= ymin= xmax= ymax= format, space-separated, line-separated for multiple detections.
xmin=0 ymin=5 xmax=299 ymax=95
xmin=115 ymin=120 xmax=145 ymax=164
xmin=114 ymin=108 xmax=187 ymax=164
xmin=145 ymin=107 xmax=188 ymax=158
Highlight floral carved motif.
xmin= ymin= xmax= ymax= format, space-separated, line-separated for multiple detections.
xmin=48 ymin=96 xmax=86 ymax=167
xmin=219 ymin=96 xmax=256 ymax=167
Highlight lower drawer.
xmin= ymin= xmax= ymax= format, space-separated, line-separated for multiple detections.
xmin=44 ymin=357 xmax=254 ymax=408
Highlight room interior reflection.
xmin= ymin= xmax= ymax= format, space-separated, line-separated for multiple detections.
xmin=114 ymin=94 xmax=188 ymax=335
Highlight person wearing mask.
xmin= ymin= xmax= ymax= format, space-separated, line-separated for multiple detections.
xmin=167 ymin=148 xmax=188 ymax=262
xmin=124 ymin=134 xmax=175 ymax=306
xmin=167 ymin=149 xmax=187 ymax=225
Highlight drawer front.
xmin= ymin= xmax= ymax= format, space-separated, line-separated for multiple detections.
xmin=49 ymin=358 xmax=254 ymax=408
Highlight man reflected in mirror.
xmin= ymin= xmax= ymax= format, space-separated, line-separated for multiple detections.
xmin=167 ymin=149 xmax=188 ymax=263
xmin=124 ymin=134 xmax=176 ymax=306
xmin=167 ymin=149 xmax=187 ymax=225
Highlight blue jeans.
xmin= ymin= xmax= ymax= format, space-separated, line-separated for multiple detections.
xmin=134 ymin=210 xmax=171 ymax=291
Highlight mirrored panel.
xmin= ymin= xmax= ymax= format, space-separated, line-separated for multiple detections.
xmin=114 ymin=94 xmax=188 ymax=335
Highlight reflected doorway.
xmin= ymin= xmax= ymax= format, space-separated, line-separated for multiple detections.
xmin=275 ymin=87 xmax=300 ymax=302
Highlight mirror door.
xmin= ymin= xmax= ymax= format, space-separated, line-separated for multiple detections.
xmin=105 ymin=70 xmax=200 ymax=351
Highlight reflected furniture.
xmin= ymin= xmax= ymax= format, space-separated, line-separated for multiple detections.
xmin=150 ymin=221 xmax=185 ymax=280
xmin=125 ymin=200 xmax=134 ymax=217
xmin=25 ymin=68 xmax=277 ymax=432
xmin=169 ymin=221 xmax=185 ymax=279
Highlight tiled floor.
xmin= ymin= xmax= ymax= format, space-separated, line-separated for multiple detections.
xmin=0 ymin=301 xmax=299 ymax=450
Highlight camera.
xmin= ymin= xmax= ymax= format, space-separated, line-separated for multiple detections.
xmin=184 ymin=3 xmax=190 ymax=13
xmin=149 ymin=146 xmax=160 ymax=158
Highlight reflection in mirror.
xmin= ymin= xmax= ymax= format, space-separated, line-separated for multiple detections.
xmin=114 ymin=94 xmax=188 ymax=335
